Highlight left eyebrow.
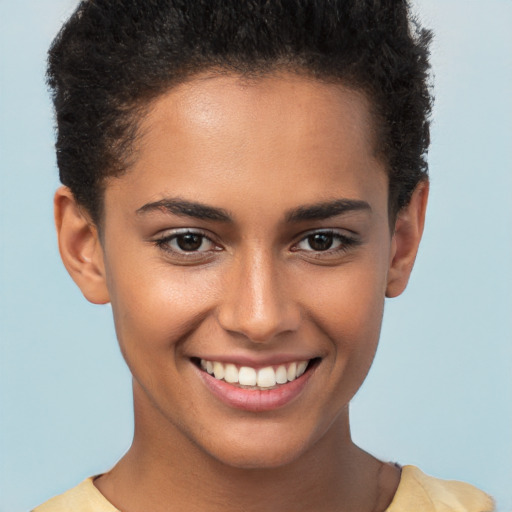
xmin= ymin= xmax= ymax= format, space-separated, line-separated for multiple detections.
xmin=285 ymin=199 xmax=371 ymax=223
xmin=136 ymin=198 xmax=232 ymax=222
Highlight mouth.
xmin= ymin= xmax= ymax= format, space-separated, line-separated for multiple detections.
xmin=191 ymin=357 xmax=320 ymax=412
xmin=193 ymin=357 xmax=319 ymax=390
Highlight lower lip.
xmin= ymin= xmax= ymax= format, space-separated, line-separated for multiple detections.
xmin=196 ymin=365 xmax=314 ymax=412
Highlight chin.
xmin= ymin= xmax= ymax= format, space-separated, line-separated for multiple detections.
xmin=199 ymin=425 xmax=320 ymax=470
xmin=212 ymin=446 xmax=305 ymax=470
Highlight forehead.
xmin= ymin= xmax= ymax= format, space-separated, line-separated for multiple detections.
xmin=138 ymin=72 xmax=377 ymax=164
xmin=105 ymin=72 xmax=387 ymax=220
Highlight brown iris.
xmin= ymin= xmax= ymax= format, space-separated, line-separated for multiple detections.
xmin=307 ymin=233 xmax=334 ymax=251
xmin=176 ymin=233 xmax=204 ymax=251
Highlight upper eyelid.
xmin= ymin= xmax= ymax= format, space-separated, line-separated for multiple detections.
xmin=154 ymin=228 xmax=221 ymax=252
xmin=154 ymin=227 xmax=355 ymax=239
xmin=291 ymin=229 xmax=360 ymax=251
xmin=293 ymin=228 xmax=357 ymax=242
xmin=155 ymin=227 xmax=216 ymax=241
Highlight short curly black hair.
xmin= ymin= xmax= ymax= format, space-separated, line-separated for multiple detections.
xmin=47 ymin=0 xmax=432 ymax=225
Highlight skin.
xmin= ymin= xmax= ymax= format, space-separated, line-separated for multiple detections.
xmin=55 ymin=72 xmax=428 ymax=512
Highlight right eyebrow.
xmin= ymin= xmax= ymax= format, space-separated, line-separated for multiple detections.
xmin=285 ymin=199 xmax=372 ymax=223
xmin=136 ymin=198 xmax=232 ymax=222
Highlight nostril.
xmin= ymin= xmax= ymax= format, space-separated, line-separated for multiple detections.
xmin=216 ymin=307 xmax=301 ymax=344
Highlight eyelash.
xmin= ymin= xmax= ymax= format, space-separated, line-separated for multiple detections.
xmin=153 ymin=228 xmax=360 ymax=261
xmin=154 ymin=229 xmax=220 ymax=261
xmin=292 ymin=230 xmax=359 ymax=255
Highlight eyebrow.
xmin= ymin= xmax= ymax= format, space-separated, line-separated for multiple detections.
xmin=136 ymin=198 xmax=232 ymax=222
xmin=285 ymin=199 xmax=371 ymax=223
xmin=136 ymin=197 xmax=371 ymax=223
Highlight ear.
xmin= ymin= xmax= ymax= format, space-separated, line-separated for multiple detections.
xmin=386 ymin=181 xmax=429 ymax=298
xmin=54 ymin=186 xmax=110 ymax=304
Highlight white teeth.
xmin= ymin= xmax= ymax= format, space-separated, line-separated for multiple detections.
xmin=199 ymin=359 xmax=311 ymax=388
xmin=297 ymin=361 xmax=308 ymax=377
xmin=239 ymin=367 xmax=257 ymax=386
xmin=287 ymin=362 xmax=297 ymax=382
xmin=257 ymin=367 xmax=276 ymax=388
xmin=224 ymin=363 xmax=239 ymax=383
xmin=213 ymin=362 xmax=224 ymax=380
xmin=275 ymin=365 xmax=288 ymax=384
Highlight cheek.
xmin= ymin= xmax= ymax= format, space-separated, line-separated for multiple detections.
xmin=306 ymin=262 xmax=386 ymax=340
xmin=301 ymin=256 xmax=388 ymax=388
xmin=106 ymin=255 xmax=219 ymax=360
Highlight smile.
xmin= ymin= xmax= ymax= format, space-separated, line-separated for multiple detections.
xmin=193 ymin=357 xmax=319 ymax=412
xmin=199 ymin=359 xmax=310 ymax=389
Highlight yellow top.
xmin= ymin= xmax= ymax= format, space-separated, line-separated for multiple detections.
xmin=33 ymin=465 xmax=494 ymax=512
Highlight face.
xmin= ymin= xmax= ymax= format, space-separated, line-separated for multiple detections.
xmin=95 ymin=73 xmax=395 ymax=468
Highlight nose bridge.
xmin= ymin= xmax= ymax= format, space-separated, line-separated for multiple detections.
xmin=217 ymin=245 xmax=299 ymax=343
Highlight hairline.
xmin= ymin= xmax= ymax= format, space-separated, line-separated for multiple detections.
xmin=93 ymin=66 xmax=397 ymax=232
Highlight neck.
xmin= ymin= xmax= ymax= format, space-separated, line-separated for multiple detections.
xmin=95 ymin=384 xmax=394 ymax=512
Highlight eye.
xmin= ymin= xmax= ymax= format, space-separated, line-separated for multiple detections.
xmin=298 ymin=232 xmax=340 ymax=252
xmin=291 ymin=229 xmax=360 ymax=259
xmin=155 ymin=229 xmax=219 ymax=254
xmin=171 ymin=233 xmax=212 ymax=252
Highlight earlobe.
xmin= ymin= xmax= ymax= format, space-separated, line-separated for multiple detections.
xmin=54 ymin=186 xmax=110 ymax=304
xmin=386 ymin=181 xmax=429 ymax=298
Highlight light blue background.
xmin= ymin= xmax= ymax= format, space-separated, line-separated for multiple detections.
xmin=1 ymin=1 xmax=511 ymax=510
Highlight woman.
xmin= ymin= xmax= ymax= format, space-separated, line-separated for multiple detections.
xmin=35 ymin=1 xmax=494 ymax=510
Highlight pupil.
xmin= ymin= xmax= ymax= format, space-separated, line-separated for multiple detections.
xmin=177 ymin=233 xmax=202 ymax=251
xmin=309 ymin=233 xmax=333 ymax=251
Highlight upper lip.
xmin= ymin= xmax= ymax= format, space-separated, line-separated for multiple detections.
xmin=191 ymin=353 xmax=320 ymax=369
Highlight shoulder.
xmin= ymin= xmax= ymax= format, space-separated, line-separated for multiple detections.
xmin=32 ymin=477 xmax=119 ymax=512
xmin=386 ymin=466 xmax=495 ymax=512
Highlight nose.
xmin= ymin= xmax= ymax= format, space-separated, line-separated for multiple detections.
xmin=216 ymin=249 xmax=301 ymax=343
